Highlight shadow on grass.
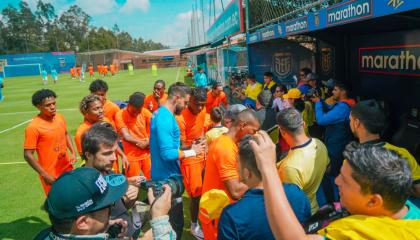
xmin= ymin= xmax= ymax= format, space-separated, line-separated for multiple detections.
xmin=0 ymin=216 xmax=49 ymax=239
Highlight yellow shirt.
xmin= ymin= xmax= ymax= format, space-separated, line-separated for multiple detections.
xmin=206 ymin=126 xmax=229 ymax=145
xmin=383 ymin=143 xmax=420 ymax=181
xmin=278 ymin=138 xmax=329 ymax=214
xmin=318 ymin=215 xmax=420 ymax=240
xmin=244 ymin=82 xmax=262 ymax=101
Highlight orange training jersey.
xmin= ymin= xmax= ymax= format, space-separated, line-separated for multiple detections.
xmin=103 ymin=99 xmax=120 ymax=125
xmin=74 ymin=118 xmax=113 ymax=156
xmin=24 ymin=113 xmax=73 ymax=178
xmin=177 ymin=108 xmax=211 ymax=165
xmin=115 ymin=108 xmax=152 ymax=161
xmin=206 ymin=90 xmax=228 ymax=113
xmin=88 ymin=66 xmax=93 ymax=75
xmin=70 ymin=67 xmax=76 ymax=76
xmin=202 ymin=134 xmax=239 ymax=198
xmin=110 ymin=64 xmax=115 ymax=73
xmin=144 ymin=93 xmax=168 ymax=112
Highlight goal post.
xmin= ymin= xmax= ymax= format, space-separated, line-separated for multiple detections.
xmin=3 ymin=63 xmax=42 ymax=78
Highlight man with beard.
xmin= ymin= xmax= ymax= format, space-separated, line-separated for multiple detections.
xmin=150 ymin=82 xmax=206 ymax=240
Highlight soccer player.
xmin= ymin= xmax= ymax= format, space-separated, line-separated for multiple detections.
xmin=41 ymin=69 xmax=48 ymax=85
xmin=70 ymin=66 xmax=76 ymax=79
xmin=51 ymin=68 xmax=58 ymax=84
xmin=144 ymin=80 xmax=168 ymax=112
xmin=76 ymin=66 xmax=82 ymax=81
xmin=110 ymin=64 xmax=115 ymax=76
xmin=150 ymin=82 xmax=206 ymax=240
xmin=103 ymin=65 xmax=109 ymax=76
xmin=206 ymin=82 xmax=228 ymax=113
xmin=0 ymin=75 xmax=4 ymax=102
xmin=200 ymin=109 xmax=260 ymax=240
xmin=177 ymin=87 xmax=211 ymax=239
xmin=74 ymin=94 xmax=128 ymax=172
xmin=89 ymin=79 xmax=120 ymax=126
xmin=97 ymin=64 xmax=102 ymax=76
xmin=115 ymin=92 xmax=152 ymax=179
xmin=88 ymin=65 xmax=94 ymax=78
xmin=24 ymin=89 xmax=76 ymax=195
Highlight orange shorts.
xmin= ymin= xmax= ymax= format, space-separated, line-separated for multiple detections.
xmin=180 ymin=161 xmax=205 ymax=197
xmin=124 ymin=157 xmax=151 ymax=179
xmin=199 ymin=213 xmax=218 ymax=240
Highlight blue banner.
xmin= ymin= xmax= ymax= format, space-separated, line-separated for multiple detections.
xmin=207 ymin=0 xmax=243 ymax=43
xmin=247 ymin=0 xmax=420 ymax=44
xmin=359 ymin=45 xmax=420 ymax=77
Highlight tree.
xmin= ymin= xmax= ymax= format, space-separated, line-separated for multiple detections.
xmin=0 ymin=0 xmax=168 ymax=54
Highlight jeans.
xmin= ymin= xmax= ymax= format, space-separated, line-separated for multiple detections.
xmin=168 ymin=197 xmax=184 ymax=240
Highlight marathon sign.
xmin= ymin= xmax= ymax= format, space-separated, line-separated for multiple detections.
xmin=359 ymin=45 xmax=420 ymax=77
xmin=327 ymin=0 xmax=372 ymax=26
xmin=285 ymin=17 xmax=308 ymax=35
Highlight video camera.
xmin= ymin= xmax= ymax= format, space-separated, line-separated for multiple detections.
xmin=305 ymin=88 xmax=319 ymax=101
xmin=140 ymin=175 xmax=185 ymax=199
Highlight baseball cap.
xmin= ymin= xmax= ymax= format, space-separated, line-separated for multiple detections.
xmin=283 ymin=88 xmax=302 ymax=99
xmin=199 ymin=189 xmax=230 ymax=219
xmin=322 ymin=78 xmax=335 ymax=88
xmin=307 ymin=73 xmax=317 ymax=81
xmin=45 ymin=167 xmax=128 ymax=220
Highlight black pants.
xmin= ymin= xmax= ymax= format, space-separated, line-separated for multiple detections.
xmin=169 ymin=198 xmax=184 ymax=240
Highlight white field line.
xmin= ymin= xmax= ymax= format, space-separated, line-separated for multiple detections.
xmin=0 ymin=162 xmax=27 ymax=165
xmin=0 ymin=108 xmax=78 ymax=116
xmin=0 ymin=119 xmax=32 ymax=134
xmin=175 ymin=67 xmax=181 ymax=82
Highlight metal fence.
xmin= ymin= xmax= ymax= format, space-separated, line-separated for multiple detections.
xmin=248 ymin=0 xmax=344 ymax=31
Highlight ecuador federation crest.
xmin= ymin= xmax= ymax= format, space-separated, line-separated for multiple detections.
xmin=273 ymin=52 xmax=292 ymax=78
xmin=321 ymin=48 xmax=333 ymax=74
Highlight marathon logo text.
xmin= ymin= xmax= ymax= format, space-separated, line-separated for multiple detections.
xmin=359 ymin=45 xmax=420 ymax=76
xmin=327 ymin=0 xmax=372 ymax=26
xmin=285 ymin=17 xmax=308 ymax=35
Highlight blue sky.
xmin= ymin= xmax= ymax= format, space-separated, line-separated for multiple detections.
xmin=0 ymin=0 xmax=226 ymax=47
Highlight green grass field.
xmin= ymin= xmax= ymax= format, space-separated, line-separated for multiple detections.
xmin=0 ymin=67 xmax=195 ymax=240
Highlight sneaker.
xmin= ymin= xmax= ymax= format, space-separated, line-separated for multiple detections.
xmin=190 ymin=223 xmax=204 ymax=240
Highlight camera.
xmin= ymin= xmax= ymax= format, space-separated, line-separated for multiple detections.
xmin=305 ymin=88 xmax=319 ymax=101
xmin=107 ymin=224 xmax=122 ymax=238
xmin=140 ymin=175 xmax=185 ymax=199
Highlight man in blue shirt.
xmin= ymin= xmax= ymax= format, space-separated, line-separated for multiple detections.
xmin=150 ymin=82 xmax=205 ymax=240
xmin=311 ymin=82 xmax=355 ymax=203
xmin=194 ymin=67 xmax=208 ymax=88
xmin=41 ymin=69 xmax=48 ymax=85
xmin=51 ymin=68 xmax=58 ymax=84
xmin=218 ymin=135 xmax=311 ymax=240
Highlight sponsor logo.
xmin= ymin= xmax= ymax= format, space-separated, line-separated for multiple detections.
xmin=388 ymin=0 xmax=404 ymax=9
xmin=314 ymin=14 xmax=320 ymax=27
xmin=261 ymin=28 xmax=275 ymax=40
xmin=95 ymin=174 xmax=108 ymax=194
xmin=76 ymin=199 xmax=93 ymax=212
xmin=285 ymin=17 xmax=308 ymax=35
xmin=327 ymin=0 xmax=372 ymax=26
xmin=359 ymin=45 xmax=420 ymax=76
xmin=105 ymin=174 xmax=127 ymax=187
xmin=321 ymin=48 xmax=333 ymax=74
xmin=249 ymin=33 xmax=258 ymax=43
xmin=273 ymin=52 xmax=292 ymax=78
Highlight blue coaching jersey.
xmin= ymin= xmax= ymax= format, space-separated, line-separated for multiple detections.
xmin=149 ymin=106 xmax=182 ymax=181
xmin=218 ymin=185 xmax=311 ymax=240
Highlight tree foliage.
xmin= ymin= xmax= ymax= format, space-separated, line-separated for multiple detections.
xmin=0 ymin=0 xmax=167 ymax=54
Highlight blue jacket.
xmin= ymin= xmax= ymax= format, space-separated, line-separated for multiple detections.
xmin=194 ymin=73 xmax=208 ymax=87
xmin=150 ymin=106 xmax=182 ymax=180
xmin=315 ymin=99 xmax=355 ymax=176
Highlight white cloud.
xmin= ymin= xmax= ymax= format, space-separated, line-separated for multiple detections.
xmin=74 ymin=0 xmax=117 ymax=16
xmin=155 ymin=10 xmax=205 ymax=47
xmin=120 ymin=0 xmax=150 ymax=14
